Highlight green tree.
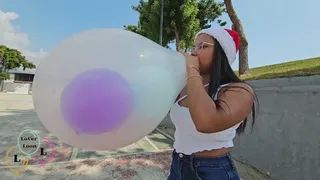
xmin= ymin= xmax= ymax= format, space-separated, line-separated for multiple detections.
xmin=0 ymin=45 xmax=36 ymax=90
xmin=124 ymin=0 xmax=226 ymax=51
xmin=197 ymin=0 xmax=226 ymax=29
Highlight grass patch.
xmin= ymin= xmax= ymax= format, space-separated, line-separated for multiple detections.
xmin=235 ymin=57 xmax=320 ymax=80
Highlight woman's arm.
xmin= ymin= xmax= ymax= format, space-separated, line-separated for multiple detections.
xmin=187 ymin=68 xmax=254 ymax=133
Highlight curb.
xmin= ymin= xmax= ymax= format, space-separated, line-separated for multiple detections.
xmin=69 ymin=148 xmax=79 ymax=160
xmin=154 ymin=128 xmax=174 ymax=141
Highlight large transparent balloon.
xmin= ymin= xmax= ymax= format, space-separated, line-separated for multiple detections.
xmin=32 ymin=28 xmax=186 ymax=150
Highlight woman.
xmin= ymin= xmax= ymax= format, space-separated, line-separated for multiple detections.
xmin=167 ymin=27 xmax=258 ymax=180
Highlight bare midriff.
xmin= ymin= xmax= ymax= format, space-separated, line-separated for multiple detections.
xmin=192 ymin=147 xmax=232 ymax=157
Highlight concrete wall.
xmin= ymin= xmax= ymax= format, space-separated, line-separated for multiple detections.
xmin=160 ymin=75 xmax=320 ymax=180
xmin=3 ymin=74 xmax=32 ymax=94
xmin=3 ymin=82 xmax=32 ymax=94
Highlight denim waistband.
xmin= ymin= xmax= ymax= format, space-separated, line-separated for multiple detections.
xmin=172 ymin=150 xmax=234 ymax=168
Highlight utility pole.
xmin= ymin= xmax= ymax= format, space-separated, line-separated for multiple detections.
xmin=0 ymin=57 xmax=4 ymax=91
xmin=159 ymin=0 xmax=164 ymax=46
xmin=159 ymin=0 xmax=169 ymax=125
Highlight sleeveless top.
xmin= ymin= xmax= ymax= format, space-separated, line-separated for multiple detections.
xmin=169 ymin=83 xmax=242 ymax=155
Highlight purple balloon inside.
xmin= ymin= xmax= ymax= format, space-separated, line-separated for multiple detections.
xmin=60 ymin=68 xmax=133 ymax=134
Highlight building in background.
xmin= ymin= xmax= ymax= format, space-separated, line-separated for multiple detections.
xmin=3 ymin=67 xmax=35 ymax=94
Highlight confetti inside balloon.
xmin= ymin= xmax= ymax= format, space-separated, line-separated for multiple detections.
xmin=32 ymin=28 xmax=186 ymax=150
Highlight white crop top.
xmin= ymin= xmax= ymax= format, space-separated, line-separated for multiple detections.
xmin=169 ymin=83 xmax=242 ymax=155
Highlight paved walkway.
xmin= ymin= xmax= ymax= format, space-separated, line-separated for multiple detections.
xmin=0 ymin=93 xmax=172 ymax=163
xmin=0 ymin=93 xmax=270 ymax=179
xmin=0 ymin=150 xmax=173 ymax=179
xmin=0 ymin=93 xmax=172 ymax=179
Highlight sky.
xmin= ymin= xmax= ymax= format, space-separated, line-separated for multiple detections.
xmin=0 ymin=0 xmax=319 ymax=70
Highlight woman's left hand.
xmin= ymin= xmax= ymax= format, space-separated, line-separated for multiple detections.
xmin=180 ymin=52 xmax=200 ymax=71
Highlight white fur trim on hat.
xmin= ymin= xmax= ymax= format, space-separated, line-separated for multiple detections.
xmin=195 ymin=27 xmax=236 ymax=65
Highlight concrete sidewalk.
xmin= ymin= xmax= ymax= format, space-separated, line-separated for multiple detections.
xmin=0 ymin=129 xmax=269 ymax=180
xmin=0 ymin=150 xmax=172 ymax=180
xmin=1 ymin=149 xmax=250 ymax=180
xmin=0 ymin=93 xmax=271 ymax=180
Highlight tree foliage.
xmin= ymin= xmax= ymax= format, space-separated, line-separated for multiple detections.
xmin=124 ymin=0 xmax=226 ymax=51
xmin=0 ymin=45 xmax=36 ymax=80
xmin=197 ymin=0 xmax=226 ymax=29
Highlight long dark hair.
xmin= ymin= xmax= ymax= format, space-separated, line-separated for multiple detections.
xmin=207 ymin=39 xmax=258 ymax=134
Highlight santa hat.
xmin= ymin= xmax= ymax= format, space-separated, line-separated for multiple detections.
xmin=195 ymin=27 xmax=240 ymax=65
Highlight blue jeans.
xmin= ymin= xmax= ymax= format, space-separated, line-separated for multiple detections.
xmin=167 ymin=150 xmax=241 ymax=180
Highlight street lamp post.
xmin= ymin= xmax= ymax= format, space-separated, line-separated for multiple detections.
xmin=0 ymin=57 xmax=4 ymax=91
xmin=159 ymin=0 xmax=170 ymax=125
xmin=159 ymin=0 xmax=164 ymax=46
